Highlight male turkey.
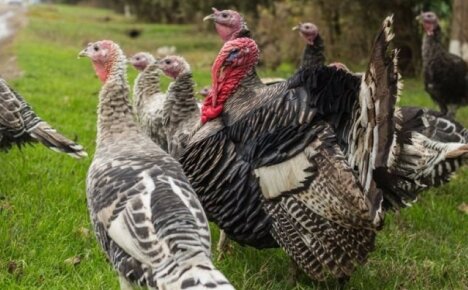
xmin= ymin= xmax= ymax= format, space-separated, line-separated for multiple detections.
xmin=159 ymin=55 xmax=201 ymax=159
xmin=292 ymin=20 xmax=468 ymax=208
xmin=0 ymin=78 xmax=86 ymax=158
xmin=203 ymin=8 xmax=285 ymax=87
xmin=80 ymin=40 xmax=234 ymax=290
xmin=129 ymin=52 xmax=168 ymax=150
xmin=418 ymin=11 xmax=467 ymax=116
xmin=319 ymin=61 xmax=468 ymax=208
xmin=381 ymin=107 xmax=468 ymax=207
xmin=181 ymin=14 xmax=401 ymax=281
xmin=292 ymin=22 xmax=326 ymax=69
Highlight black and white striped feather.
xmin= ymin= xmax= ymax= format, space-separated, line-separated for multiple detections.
xmin=133 ymin=60 xmax=168 ymax=151
xmin=378 ymin=107 xmax=468 ymax=208
xmin=87 ymin=43 xmax=233 ymax=290
xmin=163 ymin=72 xmax=201 ymax=159
xmin=0 ymin=78 xmax=87 ymax=158
xmin=181 ymin=16 xmax=400 ymax=281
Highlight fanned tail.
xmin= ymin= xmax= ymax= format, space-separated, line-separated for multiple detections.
xmin=382 ymin=132 xmax=468 ymax=208
xmin=345 ymin=15 xmax=399 ymax=225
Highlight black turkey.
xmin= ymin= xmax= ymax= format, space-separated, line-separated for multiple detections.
xmin=181 ymin=14 xmax=401 ymax=281
xmin=292 ymin=22 xmax=326 ymax=69
xmin=419 ymin=11 xmax=467 ymax=116
xmin=293 ymin=21 xmax=468 ymax=209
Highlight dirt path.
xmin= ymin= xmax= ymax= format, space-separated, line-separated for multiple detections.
xmin=0 ymin=4 xmax=27 ymax=80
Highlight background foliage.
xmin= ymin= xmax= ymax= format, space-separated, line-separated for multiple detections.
xmin=0 ymin=2 xmax=466 ymax=290
xmin=51 ymin=0 xmax=454 ymax=75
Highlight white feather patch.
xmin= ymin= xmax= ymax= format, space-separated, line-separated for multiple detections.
xmin=254 ymin=148 xmax=316 ymax=200
xmin=107 ymin=170 xmax=169 ymax=267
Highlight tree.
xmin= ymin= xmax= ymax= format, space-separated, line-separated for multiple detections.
xmin=449 ymin=0 xmax=468 ymax=62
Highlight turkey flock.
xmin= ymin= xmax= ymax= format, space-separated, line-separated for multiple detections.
xmin=1 ymin=7 xmax=467 ymax=290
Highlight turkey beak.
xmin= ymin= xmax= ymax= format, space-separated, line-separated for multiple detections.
xmin=78 ymin=48 xmax=89 ymax=59
xmin=415 ymin=14 xmax=422 ymax=22
xmin=203 ymin=14 xmax=215 ymax=22
xmin=292 ymin=25 xmax=300 ymax=31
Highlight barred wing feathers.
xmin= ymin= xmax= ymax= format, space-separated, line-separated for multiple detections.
xmin=0 ymin=78 xmax=87 ymax=158
xmin=87 ymin=152 xmax=232 ymax=289
xmin=183 ymin=79 xmax=380 ymax=280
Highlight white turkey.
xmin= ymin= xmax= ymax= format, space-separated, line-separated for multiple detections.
xmin=418 ymin=11 xmax=468 ymax=116
xmin=181 ymin=13 xmax=401 ymax=281
xmin=79 ymin=40 xmax=234 ymax=290
xmin=0 ymin=78 xmax=86 ymax=158
xmin=158 ymin=55 xmax=201 ymax=159
xmin=129 ymin=52 xmax=168 ymax=151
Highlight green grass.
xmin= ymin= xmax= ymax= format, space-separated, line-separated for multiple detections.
xmin=0 ymin=4 xmax=467 ymax=290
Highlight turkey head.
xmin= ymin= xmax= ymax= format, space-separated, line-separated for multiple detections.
xmin=129 ymin=52 xmax=155 ymax=72
xmin=79 ymin=40 xmax=119 ymax=83
xmin=159 ymin=55 xmax=191 ymax=80
xmin=203 ymin=8 xmax=245 ymax=42
xmin=201 ymin=37 xmax=259 ymax=124
xmin=418 ymin=12 xmax=439 ymax=36
xmin=292 ymin=22 xmax=319 ymax=45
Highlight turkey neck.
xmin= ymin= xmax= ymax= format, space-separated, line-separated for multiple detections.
xmin=167 ymin=72 xmax=198 ymax=122
xmin=97 ymin=56 xmax=139 ymax=147
xmin=422 ymin=27 xmax=443 ymax=68
xmin=134 ymin=62 xmax=161 ymax=112
xmin=301 ymin=35 xmax=325 ymax=69
xmin=237 ymin=68 xmax=264 ymax=91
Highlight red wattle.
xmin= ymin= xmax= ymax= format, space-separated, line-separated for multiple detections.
xmin=201 ymin=93 xmax=226 ymax=124
xmin=200 ymin=37 xmax=259 ymax=124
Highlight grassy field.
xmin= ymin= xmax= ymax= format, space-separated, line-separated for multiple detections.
xmin=0 ymin=4 xmax=467 ymax=290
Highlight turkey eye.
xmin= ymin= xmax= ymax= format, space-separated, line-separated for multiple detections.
xmin=226 ymin=48 xmax=240 ymax=62
xmin=136 ymin=57 xmax=140 ymax=61
xmin=94 ymin=45 xmax=99 ymax=51
xmin=165 ymin=60 xmax=171 ymax=65
xmin=221 ymin=13 xmax=228 ymax=18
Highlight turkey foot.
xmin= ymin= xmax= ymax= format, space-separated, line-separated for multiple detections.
xmin=217 ymin=230 xmax=232 ymax=261
xmin=287 ymin=258 xmax=299 ymax=286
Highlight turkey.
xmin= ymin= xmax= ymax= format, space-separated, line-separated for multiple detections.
xmin=0 ymin=78 xmax=87 ymax=158
xmin=181 ymin=15 xmax=401 ymax=281
xmin=292 ymin=22 xmax=325 ymax=69
xmin=418 ymin=11 xmax=468 ymax=116
xmin=203 ymin=8 xmax=285 ymax=87
xmin=159 ymin=55 xmax=201 ymax=159
xmin=292 ymin=20 xmax=468 ymax=208
xmin=319 ymin=61 xmax=468 ymax=208
xmin=199 ymin=87 xmax=210 ymax=99
xmin=129 ymin=52 xmax=168 ymax=151
xmin=381 ymin=107 xmax=468 ymax=208
xmin=79 ymin=40 xmax=234 ymax=290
